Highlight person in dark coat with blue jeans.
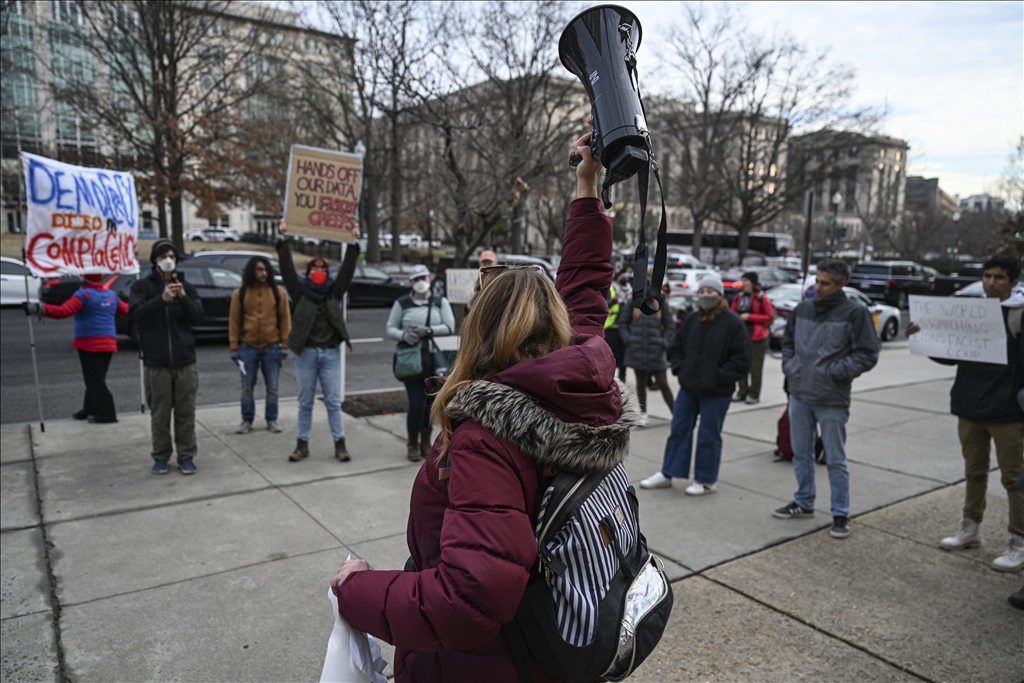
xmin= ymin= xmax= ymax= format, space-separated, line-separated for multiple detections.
xmin=641 ymin=273 xmax=751 ymax=495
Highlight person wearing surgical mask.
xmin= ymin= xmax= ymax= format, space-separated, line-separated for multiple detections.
xmin=386 ymin=264 xmax=455 ymax=461
xmin=276 ymin=222 xmax=360 ymax=464
xmin=641 ymin=271 xmax=751 ymax=496
xmin=129 ymin=238 xmax=204 ymax=475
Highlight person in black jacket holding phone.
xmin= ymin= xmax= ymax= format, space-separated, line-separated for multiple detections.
xmin=129 ymin=239 xmax=204 ymax=475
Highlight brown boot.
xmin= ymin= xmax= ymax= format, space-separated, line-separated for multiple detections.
xmin=419 ymin=428 xmax=433 ymax=460
xmin=288 ymin=438 xmax=309 ymax=462
xmin=407 ymin=431 xmax=421 ymax=462
xmin=335 ymin=437 xmax=351 ymax=462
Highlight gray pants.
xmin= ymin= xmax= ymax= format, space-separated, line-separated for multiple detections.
xmin=145 ymin=364 xmax=198 ymax=463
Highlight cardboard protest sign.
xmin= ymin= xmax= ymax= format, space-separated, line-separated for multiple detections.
xmin=444 ymin=269 xmax=479 ymax=304
xmin=21 ymin=152 xmax=139 ymax=276
xmin=908 ymin=295 xmax=1007 ymax=365
xmin=283 ymin=145 xmax=362 ymax=242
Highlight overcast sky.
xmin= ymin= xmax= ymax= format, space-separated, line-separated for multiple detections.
xmin=616 ymin=1 xmax=1023 ymax=200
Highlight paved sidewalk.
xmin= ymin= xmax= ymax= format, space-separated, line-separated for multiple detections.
xmin=1 ymin=343 xmax=1021 ymax=682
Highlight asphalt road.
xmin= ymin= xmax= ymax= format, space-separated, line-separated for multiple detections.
xmin=0 ymin=306 xmax=403 ymax=425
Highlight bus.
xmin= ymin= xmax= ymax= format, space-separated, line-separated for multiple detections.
xmin=661 ymin=230 xmax=794 ymax=265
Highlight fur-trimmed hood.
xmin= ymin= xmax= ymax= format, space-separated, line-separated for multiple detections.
xmin=445 ymin=378 xmax=641 ymax=473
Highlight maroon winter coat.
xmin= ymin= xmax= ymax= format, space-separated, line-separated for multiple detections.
xmin=336 ymin=198 xmax=640 ymax=682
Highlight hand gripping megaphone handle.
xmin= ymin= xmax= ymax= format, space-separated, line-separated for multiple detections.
xmin=569 ymin=119 xmax=601 ymax=167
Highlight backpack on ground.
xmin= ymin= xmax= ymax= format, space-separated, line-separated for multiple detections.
xmin=503 ymin=464 xmax=673 ymax=683
xmin=774 ymin=408 xmax=827 ymax=464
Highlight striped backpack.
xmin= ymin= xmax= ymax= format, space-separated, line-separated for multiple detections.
xmin=503 ymin=464 xmax=673 ymax=682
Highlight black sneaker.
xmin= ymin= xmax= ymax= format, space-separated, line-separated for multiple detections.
xmin=773 ymin=502 xmax=814 ymax=519
xmin=830 ymin=516 xmax=850 ymax=539
xmin=1009 ymin=587 xmax=1024 ymax=610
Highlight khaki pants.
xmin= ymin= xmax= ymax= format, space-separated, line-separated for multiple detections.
xmin=958 ymin=418 xmax=1024 ymax=536
xmin=145 ymin=364 xmax=199 ymax=463
xmin=738 ymin=337 xmax=767 ymax=400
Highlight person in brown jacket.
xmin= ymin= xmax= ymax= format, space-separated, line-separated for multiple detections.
xmin=229 ymin=255 xmax=291 ymax=434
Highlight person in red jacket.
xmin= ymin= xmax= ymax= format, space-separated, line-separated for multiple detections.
xmin=24 ymin=274 xmax=129 ymax=423
xmin=329 ymin=131 xmax=638 ymax=682
xmin=730 ymin=271 xmax=775 ymax=404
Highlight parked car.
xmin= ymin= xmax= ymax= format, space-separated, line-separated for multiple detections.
xmin=952 ymin=280 xmax=984 ymax=297
xmin=665 ymin=250 xmax=713 ymax=270
xmin=724 ymin=266 xmax=794 ymax=290
xmin=847 ymin=261 xmax=934 ymax=309
xmin=327 ymin=263 xmax=409 ymax=307
xmin=108 ymin=260 xmax=244 ymax=336
xmin=0 ymin=257 xmax=41 ymax=306
xmin=378 ymin=262 xmax=424 ymax=283
xmin=765 ymin=283 xmax=901 ymax=345
xmin=39 ymin=272 xmax=121 ymax=305
xmin=665 ymin=293 xmax=698 ymax=328
xmin=185 ymin=227 xmax=242 ymax=242
xmin=930 ymin=264 xmax=984 ymax=296
xmin=432 ymin=254 xmax=555 ymax=298
xmin=663 ymin=268 xmax=713 ymax=296
xmin=189 ymin=250 xmax=284 ymax=285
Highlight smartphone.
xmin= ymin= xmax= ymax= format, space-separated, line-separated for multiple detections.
xmin=171 ymin=271 xmax=185 ymax=283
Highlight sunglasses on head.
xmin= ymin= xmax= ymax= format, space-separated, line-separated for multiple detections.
xmin=476 ymin=264 xmax=547 ymax=291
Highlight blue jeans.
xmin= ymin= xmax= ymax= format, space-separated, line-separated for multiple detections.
xmin=789 ymin=396 xmax=849 ymax=517
xmin=295 ymin=346 xmax=344 ymax=441
xmin=404 ymin=380 xmax=432 ymax=433
xmin=240 ymin=343 xmax=280 ymax=423
xmin=661 ymin=389 xmax=732 ymax=484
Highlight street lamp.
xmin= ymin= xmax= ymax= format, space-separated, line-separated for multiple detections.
xmin=353 ymin=140 xmax=366 ymax=246
xmin=951 ymin=210 xmax=961 ymax=274
xmin=831 ymin=191 xmax=842 ymax=255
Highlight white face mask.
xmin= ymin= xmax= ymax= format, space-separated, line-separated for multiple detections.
xmin=157 ymin=256 xmax=176 ymax=273
xmin=412 ymin=280 xmax=430 ymax=294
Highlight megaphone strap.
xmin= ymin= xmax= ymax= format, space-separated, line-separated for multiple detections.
xmin=631 ymin=160 xmax=668 ymax=316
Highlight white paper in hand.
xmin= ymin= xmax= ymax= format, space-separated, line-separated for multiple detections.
xmin=321 ymin=584 xmax=387 ymax=682
xmin=237 ymin=359 xmax=247 ymax=376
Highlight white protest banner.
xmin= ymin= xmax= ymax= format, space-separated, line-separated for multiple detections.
xmin=22 ymin=152 xmax=139 ymax=277
xmin=283 ymin=145 xmax=362 ymax=242
xmin=444 ymin=268 xmax=478 ymax=304
xmin=908 ymin=295 xmax=1007 ymax=365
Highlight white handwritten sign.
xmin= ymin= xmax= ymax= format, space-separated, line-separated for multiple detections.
xmin=21 ymin=152 xmax=139 ymax=276
xmin=445 ymin=268 xmax=479 ymax=304
xmin=908 ymin=295 xmax=1006 ymax=365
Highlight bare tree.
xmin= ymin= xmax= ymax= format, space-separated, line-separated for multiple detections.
xmin=296 ymin=0 xmax=432 ymax=263
xmin=52 ymin=0 xmax=288 ymax=248
xmin=656 ymin=4 xmax=745 ymax=256
xmin=408 ymin=1 xmax=580 ymax=265
xmin=997 ymin=136 xmax=1024 ymax=259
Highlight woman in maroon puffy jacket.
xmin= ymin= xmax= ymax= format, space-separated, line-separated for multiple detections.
xmin=330 ymin=132 xmax=639 ymax=682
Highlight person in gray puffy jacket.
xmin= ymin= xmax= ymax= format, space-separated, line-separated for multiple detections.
xmin=773 ymin=258 xmax=879 ymax=540
xmin=623 ymin=295 xmax=675 ymax=426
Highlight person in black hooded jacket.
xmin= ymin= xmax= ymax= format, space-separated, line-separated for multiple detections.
xmin=276 ymin=223 xmax=359 ymax=463
xmin=129 ymin=239 xmax=204 ymax=475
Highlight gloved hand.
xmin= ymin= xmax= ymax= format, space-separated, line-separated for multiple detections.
xmin=22 ymin=302 xmax=43 ymax=318
xmin=229 ymin=349 xmax=241 ymax=363
xmin=402 ymin=329 xmax=420 ymax=346
xmin=411 ymin=324 xmax=432 ymax=339
xmin=277 ymin=347 xmax=288 ymax=364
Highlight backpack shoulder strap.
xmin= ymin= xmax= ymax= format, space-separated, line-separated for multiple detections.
xmin=271 ymin=283 xmax=280 ymax=310
xmin=1008 ymin=306 xmax=1023 ymax=338
xmin=397 ymin=294 xmax=416 ymax=310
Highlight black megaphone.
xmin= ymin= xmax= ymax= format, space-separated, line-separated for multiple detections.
xmin=559 ymin=5 xmax=649 ymax=205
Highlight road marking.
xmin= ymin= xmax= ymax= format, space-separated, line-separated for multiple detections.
xmin=350 ymin=337 xmax=385 ymax=344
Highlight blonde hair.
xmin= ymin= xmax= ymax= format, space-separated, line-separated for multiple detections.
xmin=431 ymin=268 xmax=572 ymax=459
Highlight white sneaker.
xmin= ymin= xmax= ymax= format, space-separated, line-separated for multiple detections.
xmin=992 ymin=534 xmax=1024 ymax=572
xmin=638 ymin=412 xmax=649 ymax=427
xmin=640 ymin=472 xmax=671 ymax=489
xmin=940 ymin=518 xmax=981 ymax=550
xmin=685 ymin=482 xmax=717 ymax=496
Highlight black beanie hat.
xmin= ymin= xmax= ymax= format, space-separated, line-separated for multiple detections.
xmin=742 ymin=271 xmax=760 ymax=287
xmin=150 ymin=239 xmax=178 ymax=263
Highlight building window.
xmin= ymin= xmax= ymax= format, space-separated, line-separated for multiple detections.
xmin=877 ymin=162 xmax=884 ymax=171
xmin=879 ymin=149 xmax=886 ymax=158
xmin=894 ymin=164 xmax=901 ymax=174
xmin=52 ymin=0 xmax=85 ymax=25
xmin=265 ymin=31 xmax=277 ymax=45
xmin=769 ymin=164 xmax=777 ymax=177
xmin=895 ymin=150 xmax=902 ymax=161
xmin=208 ymin=22 xmax=221 ymax=36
